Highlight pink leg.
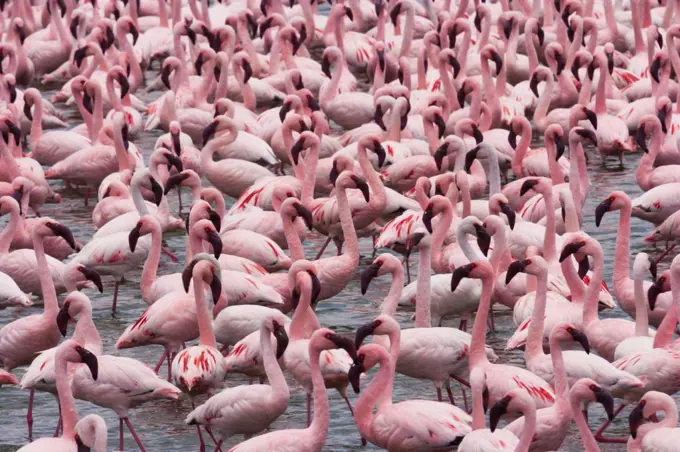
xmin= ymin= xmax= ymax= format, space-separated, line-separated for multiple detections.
xmin=204 ymin=426 xmax=220 ymax=446
xmin=168 ymin=352 xmax=176 ymax=381
xmin=445 ymin=381 xmax=456 ymax=405
xmin=594 ymin=403 xmax=627 ymax=443
xmin=458 ymin=318 xmax=467 ymax=331
xmin=161 ymin=245 xmax=179 ymax=263
xmin=192 ymin=402 xmax=206 ymax=452
xmin=214 ymin=442 xmax=223 ymax=452
xmin=154 ymin=350 xmax=168 ymax=374
xmin=53 ymin=414 xmax=62 ymax=437
xmin=449 ymin=374 xmax=471 ymax=388
xmin=436 ymin=387 xmax=443 ymax=402
xmin=583 ymin=410 xmax=588 ymax=424
xmin=460 ymin=387 xmax=469 ymax=412
xmin=334 ymin=238 xmax=344 ymax=256
xmin=655 ymin=244 xmax=676 ymax=265
xmin=124 ymin=417 xmax=147 ymax=452
xmin=84 ymin=190 xmax=89 ymax=207
xmin=343 ymin=395 xmax=367 ymax=447
xmin=403 ymin=255 xmax=411 ymax=284
xmin=315 ymin=237 xmax=332 ymax=260
xmin=111 ymin=281 xmax=121 ymax=316
xmin=27 ymin=389 xmax=34 ymax=442
xmin=119 ymin=418 xmax=124 ymax=451
xmin=306 ymin=393 xmax=311 ymax=427
xmin=177 ymin=189 xmax=183 ymax=215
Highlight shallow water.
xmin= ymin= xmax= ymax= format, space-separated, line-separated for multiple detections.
xmin=0 ymin=75 xmax=671 ymax=452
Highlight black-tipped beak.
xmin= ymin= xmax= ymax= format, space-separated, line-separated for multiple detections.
xmin=209 ymin=208 xmax=221 ymax=232
xmin=373 ymin=141 xmax=386 ymax=168
xmin=530 ymin=74 xmax=540 ymax=97
xmin=47 ymin=222 xmax=76 ymax=249
xmin=165 ymin=151 xmax=183 ymax=172
xmin=657 ymin=32 xmax=663 ymax=49
xmin=118 ymin=74 xmax=130 ymax=99
xmin=554 ymin=133 xmax=565 ymax=160
xmin=593 ymin=386 xmax=615 ymax=421
xmin=650 ymin=57 xmax=661 ymax=84
xmin=474 ymin=224 xmax=491 ymax=257
xmin=202 ymin=121 xmax=218 ymax=147
xmin=537 ymin=25 xmax=545 ymax=46
xmin=186 ymin=26 xmax=197 ymax=45
xmin=291 ymin=135 xmax=305 ymax=165
xmin=629 ymin=402 xmax=645 ymax=439
xmin=321 ymin=55 xmax=332 ymax=79
xmin=128 ymin=222 xmax=142 ymax=252
xmin=295 ymin=203 xmax=313 ymax=231
xmin=571 ymin=57 xmax=581 ymax=79
xmin=448 ymin=55 xmax=461 ymax=78
xmin=559 ymin=241 xmax=585 ymax=262
xmin=451 ymin=264 xmax=473 ymax=292
xmin=161 ymin=65 xmax=172 ymax=90
xmin=375 ymin=0 xmax=383 ymax=16
xmin=279 ymin=102 xmax=292 ymax=123
xmin=259 ymin=16 xmax=273 ymax=38
xmin=606 ymin=52 xmax=614 ymax=75
xmin=129 ymin=24 xmax=139 ymax=44
xmin=519 ymin=179 xmax=539 ymax=196
xmin=355 ymin=178 xmax=370 ymax=202
xmin=76 ymin=346 xmax=99 ymax=380
xmin=508 ymin=129 xmax=517 ymax=150
xmin=164 ymin=172 xmax=190 ymax=195
xmin=242 ymin=60 xmax=253 ymax=84
xmin=344 ymin=5 xmax=354 ymax=20
xmin=658 ymin=107 xmax=668 ymax=134
xmin=360 ymin=263 xmax=380 ymax=295
xmin=489 ymin=395 xmax=511 ymax=432
xmin=578 ymin=256 xmax=590 ymax=279
xmin=329 ymin=161 xmax=340 ymax=186
xmin=149 ymin=177 xmax=163 ymax=206
xmin=389 ymin=3 xmax=401 ymax=26
xmin=355 ymin=319 xmax=380 ymax=349
xmin=594 ymin=197 xmax=613 ymax=227
xmin=195 ymin=54 xmax=205 ymax=76
xmin=499 ymin=202 xmax=515 ymax=229
xmin=79 ymin=267 xmax=103 ymax=293
xmin=182 ymin=260 xmax=199 ymax=293
xmin=5 ymin=119 xmax=20 ymax=144
xmin=491 ymin=51 xmax=503 ymax=74
xmin=23 ymin=101 xmax=33 ymax=122
xmin=503 ymin=18 xmax=513 ymax=40
xmin=648 ymin=277 xmax=665 ymax=310
xmin=569 ymin=327 xmax=590 ymax=353
xmin=474 ymin=11 xmax=482 ymax=32
xmin=465 ymin=146 xmax=480 ymax=172
xmin=56 ymin=305 xmax=70 ymax=337
xmin=309 ymin=272 xmax=321 ymax=307
xmin=74 ymin=47 xmax=87 ymax=68
xmin=555 ymin=52 xmax=566 ymax=75
xmin=210 ymin=274 xmax=222 ymax=304
xmin=434 ymin=144 xmax=448 ymax=171
xmin=11 ymin=186 xmax=23 ymax=214
xmin=584 ymin=108 xmax=598 ymax=130
xmin=422 ymin=204 xmax=434 ymax=234
xmin=637 ymin=127 xmax=649 ymax=153
xmin=575 ymin=127 xmax=598 ymax=145
xmin=457 ymin=87 xmax=467 ymax=109
xmin=374 ymin=104 xmax=386 ymax=131
xmin=377 ymin=48 xmax=385 ymax=72
xmin=70 ymin=16 xmax=79 ymax=39
xmin=505 ymin=259 xmax=527 ymax=284
xmin=307 ymin=97 xmax=320 ymax=112
xmin=273 ymin=322 xmax=289 ymax=359
xmin=207 ymin=230 xmax=223 ymax=259
xmin=348 ymin=357 xmax=364 ymax=393
xmin=76 ymin=434 xmax=89 ymax=452
xmin=472 ymin=125 xmax=484 ymax=144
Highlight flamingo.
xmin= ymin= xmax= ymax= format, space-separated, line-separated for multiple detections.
xmin=628 ymin=391 xmax=680 ymax=451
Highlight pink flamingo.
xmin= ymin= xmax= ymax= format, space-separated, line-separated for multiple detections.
xmin=628 ymin=391 xmax=680 ymax=451
xmin=451 ymin=260 xmax=556 ymax=409
xmin=636 ymin=114 xmax=680 ymax=190
xmin=228 ymin=328 xmax=356 ymax=451
xmin=186 ymin=312 xmax=290 ymax=444
xmin=506 ymin=323 xmax=616 ymax=450
xmin=347 ymin=341 xmax=472 ymax=450
xmin=15 ymin=340 xmax=101 ymax=452
xmin=595 ymin=191 xmax=673 ymax=325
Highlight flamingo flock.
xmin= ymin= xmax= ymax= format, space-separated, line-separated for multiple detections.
xmin=2 ymin=0 xmax=680 ymax=450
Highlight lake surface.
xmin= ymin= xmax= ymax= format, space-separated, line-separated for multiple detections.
xmin=0 ymin=68 xmax=669 ymax=452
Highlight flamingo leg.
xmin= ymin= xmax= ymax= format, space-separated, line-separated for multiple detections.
xmin=214 ymin=442 xmax=224 ymax=452
xmin=111 ymin=280 xmax=121 ymax=316
xmin=334 ymin=238 xmax=343 ymax=256
xmin=168 ymin=352 xmax=176 ymax=381
xmin=27 ymin=389 xmax=34 ymax=442
xmin=403 ymin=254 xmax=411 ymax=284
xmin=306 ymin=393 xmax=312 ymax=427
xmin=315 ymin=237 xmax=332 ymax=260
xmin=119 ymin=418 xmax=125 ymax=451
xmin=343 ymin=395 xmax=367 ymax=447
xmin=460 ymin=387 xmax=469 ymax=412
xmin=161 ymin=244 xmax=179 ymax=262
xmin=154 ymin=350 xmax=168 ymax=374
xmin=654 ymin=243 xmax=676 ymax=265
xmin=444 ymin=380 xmax=456 ymax=405
xmin=458 ymin=318 xmax=468 ymax=331
xmin=177 ymin=188 xmax=183 ymax=214
xmin=123 ymin=417 xmax=147 ymax=452
xmin=583 ymin=410 xmax=588 ymax=424
xmin=436 ymin=387 xmax=443 ymax=402
xmin=195 ymin=419 xmax=206 ymax=451
xmin=204 ymin=426 xmax=220 ymax=446
xmin=53 ymin=414 xmax=62 ymax=437
xmin=594 ymin=403 xmax=627 ymax=443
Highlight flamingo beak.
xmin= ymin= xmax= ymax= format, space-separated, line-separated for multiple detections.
xmin=56 ymin=304 xmax=71 ymax=337
xmin=360 ymin=263 xmax=381 ymax=296
xmin=594 ymin=197 xmax=613 ymax=227
xmin=207 ymin=230 xmax=223 ymax=259
xmin=451 ymin=263 xmax=474 ymax=292
xmin=47 ymin=222 xmax=76 ymax=249
xmin=489 ymin=395 xmax=512 ymax=432
xmin=79 ymin=266 xmax=103 ymax=293
xmin=355 ymin=319 xmax=380 ymax=349
xmin=273 ymin=322 xmax=289 ymax=359
xmin=629 ymin=402 xmax=645 ymax=439
xmin=505 ymin=259 xmax=527 ymax=284
xmin=128 ymin=222 xmax=142 ymax=252
xmin=294 ymin=203 xmax=314 ymax=231
xmin=499 ymin=202 xmax=515 ymax=229
xmin=76 ymin=346 xmax=99 ymax=380
xmin=569 ymin=328 xmax=590 ymax=354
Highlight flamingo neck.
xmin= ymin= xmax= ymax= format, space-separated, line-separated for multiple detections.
xmin=633 ymin=271 xmax=649 ymax=336
xmin=300 ymin=144 xmax=319 ymax=208
xmin=289 ymin=284 xmax=320 ymax=341
xmin=34 ymin=235 xmax=58 ymax=318
xmin=438 ymin=64 xmax=457 ymax=111
xmin=431 ymin=202 xmax=453 ymax=271
xmin=457 ymin=29 xmax=472 ymax=76
xmin=193 ymin=274 xmax=217 ymax=348
xmin=380 ymin=268 xmax=404 ymax=318
xmin=320 ymin=58 xmax=343 ymax=108
xmin=480 ymin=57 xmax=501 ymax=126
xmin=489 ymin=226 xmax=507 ymax=273
xmin=549 ymin=333 xmax=570 ymax=414
xmin=73 ymin=308 xmax=103 ymax=355
xmin=534 ymin=76 xmax=554 ymax=125
xmin=30 ymin=96 xmax=44 ymax=143
xmin=566 ymin=22 xmax=585 ymax=70
xmin=526 ymin=28 xmax=539 ymax=73
xmin=541 ymin=189 xmax=557 ymax=264
xmin=415 ymin=243 xmax=432 ymax=328
xmin=55 ymin=353 xmax=79 ymax=439
xmin=571 ymin=401 xmax=600 ymax=451
xmin=459 ymin=227 xmax=484 ymax=263
xmin=386 ymin=106 xmax=403 ymax=142
xmin=613 ymin=202 xmax=632 ymax=292
xmin=637 ymin=126 xmax=663 ymax=188
xmin=0 ymin=203 xmax=20 ymax=254
xmin=583 ymin=251 xmax=604 ymax=326
xmin=525 ymin=270 xmax=548 ymax=363
xmin=260 ymin=324 xmax=288 ymax=398
xmin=516 ymin=400 xmax=537 ymax=452
xmin=91 ymin=88 xmax=104 ymax=141
xmin=336 ymin=183 xmax=359 ymax=265
xmin=354 ymin=351 xmax=393 ymax=439
xmin=561 ymin=258 xmax=586 ymax=302
xmin=282 ymin=213 xmax=305 ymax=261
xmin=469 ymin=275 xmax=493 ymax=368
xmin=595 ymin=66 xmax=607 ymax=116
xmin=158 ymin=0 xmax=169 ymax=27
xmin=398 ymin=8 xmax=414 ymax=59
xmin=512 ymin=123 xmax=531 ymax=178
xmin=308 ymin=345 xmax=330 ymax=440
xmin=141 ymin=227 xmax=163 ymax=301
xmin=568 ymin=143 xmax=583 ymax=216
xmin=603 ymin=0 xmax=619 ymax=36
xmin=470 ymin=375 xmax=486 ymax=430
xmin=486 ymin=148 xmax=501 ymax=195
xmin=131 ymin=180 xmax=150 ymax=217
xmin=357 ymin=145 xmax=386 ymax=213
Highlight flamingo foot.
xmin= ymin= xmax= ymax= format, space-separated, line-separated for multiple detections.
xmin=27 ymin=389 xmax=34 ymax=442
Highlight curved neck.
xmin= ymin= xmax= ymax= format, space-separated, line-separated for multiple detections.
xmin=308 ymin=346 xmax=330 ymax=439
xmin=595 ymin=66 xmax=607 ymax=115
xmin=238 ymin=71 xmax=256 ymax=110
xmin=572 ymin=400 xmax=600 ymax=451
xmin=459 ymin=228 xmax=484 ymax=263
xmin=512 ymin=123 xmax=531 ymax=177
xmin=525 ymin=270 xmax=548 ymax=362
xmin=470 ymin=276 xmax=493 ymax=368
xmin=470 ymin=376 xmax=486 ymax=430
xmin=289 ymin=283 xmax=320 ymax=341
xmin=431 ymin=203 xmax=453 ymax=271
xmin=438 ymin=63 xmax=457 ymax=111
xmin=73 ymin=309 xmax=103 ymax=355
xmin=301 ymin=145 xmax=319 ymax=207
xmin=141 ymin=227 xmax=162 ymax=301
xmin=56 ymin=353 xmax=79 ymax=439
xmin=516 ymin=403 xmax=537 ymax=452
xmin=354 ymin=353 xmax=392 ymax=439
xmin=561 ymin=258 xmax=586 ymax=301
xmin=549 ymin=334 xmax=569 ymax=412
xmin=320 ymin=58 xmax=343 ymax=108
xmin=485 ymin=149 xmax=501 ymax=195
xmin=0 ymin=204 xmax=20 ymax=253
xmin=260 ymin=325 xmax=287 ymax=395
xmin=526 ymin=29 xmax=539 ymax=73
xmin=633 ymin=272 xmax=649 ymax=336
xmin=91 ymin=88 xmax=104 ymax=141
xmin=336 ymin=184 xmax=359 ymax=264
xmin=480 ymin=57 xmax=501 ymax=125
xmin=398 ymin=9 xmax=414 ymax=59
xmin=379 ymin=267 xmax=404 ymax=318
xmin=637 ymin=126 xmax=663 ymax=187
xmin=193 ymin=275 xmax=217 ymax=348
xmin=282 ymin=213 xmax=304 ymax=261
xmin=583 ymin=251 xmax=604 ymax=325
xmin=35 ymin=233 xmax=59 ymax=319
xmin=534 ymin=75 xmax=555 ymax=123
xmin=357 ymin=145 xmax=386 ymax=211
xmin=30 ymin=97 xmax=44 ymax=143
xmin=541 ymin=190 xmax=557 ymax=264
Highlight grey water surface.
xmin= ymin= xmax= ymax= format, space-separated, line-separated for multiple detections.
xmin=0 ymin=74 xmax=669 ymax=452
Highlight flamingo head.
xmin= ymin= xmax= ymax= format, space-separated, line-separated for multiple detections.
xmin=182 ymin=254 xmax=223 ymax=304
xmin=559 ymin=234 xmax=591 ymax=263
xmin=647 ymin=270 xmax=670 ymax=311
xmin=489 ymin=389 xmax=534 ymax=432
xmin=451 ymin=260 xmax=494 ymax=291
xmin=594 ymin=191 xmax=628 ymax=227
xmin=360 ymin=254 xmax=399 ymax=295
xmin=192 ymin=219 xmax=223 ymax=259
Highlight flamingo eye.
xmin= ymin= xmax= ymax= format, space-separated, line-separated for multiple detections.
xmin=324 ymin=332 xmax=334 ymax=340
xmin=589 ymin=384 xmax=598 ymax=391
xmin=374 ymin=319 xmax=382 ymax=326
